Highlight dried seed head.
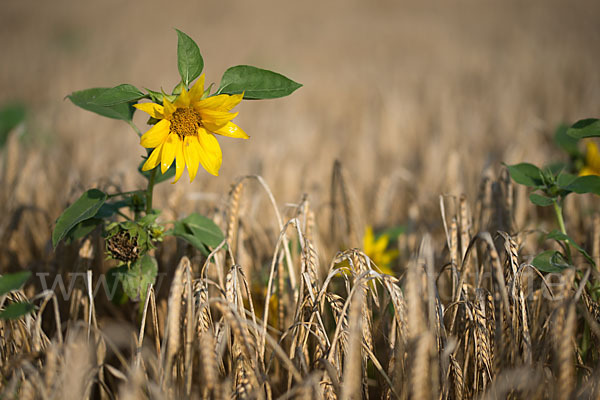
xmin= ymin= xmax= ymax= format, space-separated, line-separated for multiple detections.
xmin=106 ymin=231 xmax=140 ymax=262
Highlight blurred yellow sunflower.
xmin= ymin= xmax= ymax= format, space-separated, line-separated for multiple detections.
xmin=363 ymin=226 xmax=399 ymax=275
xmin=134 ymin=74 xmax=247 ymax=183
xmin=579 ymin=141 xmax=600 ymax=177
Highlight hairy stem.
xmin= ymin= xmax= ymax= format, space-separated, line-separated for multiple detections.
xmin=146 ymin=168 xmax=157 ymax=214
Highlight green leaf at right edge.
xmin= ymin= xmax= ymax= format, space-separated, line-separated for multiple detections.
xmin=529 ymin=193 xmax=554 ymax=207
xmin=176 ymin=29 xmax=204 ymax=88
xmin=506 ymin=163 xmax=545 ymax=188
xmin=217 ymin=65 xmax=302 ymax=99
xmin=68 ymin=88 xmax=136 ymax=121
xmin=565 ymin=175 xmax=600 ymax=196
xmin=553 ymin=123 xmax=580 ymax=157
xmin=0 ymin=302 xmax=35 ymax=320
xmin=531 ymin=250 xmax=569 ymax=273
xmin=567 ymin=118 xmax=600 ymax=139
xmin=0 ymin=271 xmax=31 ymax=296
xmin=53 ymin=189 xmax=108 ymax=248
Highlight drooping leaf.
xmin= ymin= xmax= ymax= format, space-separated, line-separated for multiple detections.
xmin=554 ymin=123 xmax=580 ymax=156
xmin=116 ymin=255 xmax=158 ymax=303
xmin=0 ymin=271 xmax=31 ymax=296
xmin=68 ymin=88 xmax=136 ymax=121
xmin=567 ymin=118 xmax=600 ymax=139
xmin=506 ymin=163 xmax=545 ymax=188
xmin=565 ymin=175 xmax=600 ymax=195
xmin=556 ymin=171 xmax=578 ymax=189
xmin=0 ymin=103 xmax=26 ymax=149
xmin=169 ymin=213 xmax=226 ymax=256
xmin=531 ymin=250 xmax=569 ymax=273
xmin=176 ymin=29 xmax=204 ymax=88
xmin=88 ymin=84 xmax=146 ymax=106
xmin=217 ymin=65 xmax=302 ymax=99
xmin=546 ymin=230 xmax=595 ymax=265
xmin=53 ymin=189 xmax=108 ymax=248
xmin=529 ymin=193 xmax=554 ymax=207
xmin=64 ymin=218 xmax=103 ymax=244
xmin=0 ymin=302 xmax=35 ymax=320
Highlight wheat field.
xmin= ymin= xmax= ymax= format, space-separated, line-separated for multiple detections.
xmin=1 ymin=0 xmax=600 ymax=398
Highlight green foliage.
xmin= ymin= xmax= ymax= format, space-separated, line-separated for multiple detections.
xmin=554 ymin=123 xmax=581 ymax=157
xmin=0 ymin=271 xmax=31 ymax=296
xmin=87 ymin=84 xmax=146 ymax=106
xmin=529 ymin=193 xmax=554 ymax=207
xmin=176 ymin=29 xmax=204 ymax=88
xmin=169 ymin=213 xmax=225 ymax=256
xmin=138 ymin=161 xmax=176 ymax=184
xmin=67 ymin=88 xmax=137 ymax=121
xmin=505 ymin=163 xmax=544 ymax=188
xmin=53 ymin=189 xmax=107 ymax=248
xmin=564 ymin=175 xmax=600 ymax=195
xmin=109 ymin=255 xmax=157 ymax=303
xmin=218 ymin=65 xmax=302 ymax=99
xmin=0 ymin=103 xmax=26 ymax=149
xmin=0 ymin=302 xmax=35 ymax=320
xmin=567 ymin=118 xmax=600 ymax=139
xmin=532 ymin=250 xmax=569 ymax=273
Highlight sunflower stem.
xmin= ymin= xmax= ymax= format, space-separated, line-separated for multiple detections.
xmin=145 ymin=168 xmax=157 ymax=214
xmin=128 ymin=121 xmax=143 ymax=137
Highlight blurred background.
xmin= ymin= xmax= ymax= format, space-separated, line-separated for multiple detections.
xmin=1 ymin=0 xmax=600 ymax=268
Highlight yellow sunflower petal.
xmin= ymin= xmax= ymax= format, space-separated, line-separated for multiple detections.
xmin=174 ymin=85 xmax=190 ymax=108
xmin=196 ymin=93 xmax=243 ymax=112
xmin=140 ymin=119 xmax=170 ymax=148
xmin=373 ymin=234 xmax=389 ymax=255
xmin=586 ymin=141 xmax=600 ymax=173
xmin=363 ymin=226 xmax=375 ymax=254
xmin=188 ymin=74 xmax=205 ymax=102
xmin=173 ymin=138 xmax=185 ymax=183
xmin=197 ymin=128 xmax=222 ymax=176
xmin=579 ymin=167 xmax=596 ymax=177
xmin=133 ymin=102 xmax=165 ymax=119
xmin=212 ymin=121 xmax=249 ymax=139
xmin=199 ymin=109 xmax=239 ymax=131
xmin=160 ymin=133 xmax=179 ymax=174
xmin=141 ymin=144 xmax=163 ymax=171
xmin=162 ymin=96 xmax=176 ymax=116
xmin=183 ymin=135 xmax=200 ymax=182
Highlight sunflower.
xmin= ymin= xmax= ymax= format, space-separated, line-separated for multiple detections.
xmin=363 ymin=226 xmax=399 ymax=275
xmin=579 ymin=141 xmax=600 ymax=177
xmin=134 ymin=74 xmax=247 ymax=183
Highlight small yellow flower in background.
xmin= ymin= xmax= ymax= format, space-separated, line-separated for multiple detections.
xmin=579 ymin=141 xmax=600 ymax=177
xmin=134 ymin=74 xmax=248 ymax=183
xmin=363 ymin=226 xmax=399 ymax=275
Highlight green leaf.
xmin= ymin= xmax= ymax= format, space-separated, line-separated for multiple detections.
xmin=53 ymin=189 xmax=108 ymax=248
xmin=89 ymin=84 xmax=146 ymax=106
xmin=529 ymin=193 xmax=554 ymax=207
xmin=0 ymin=302 xmax=35 ymax=320
xmin=567 ymin=118 xmax=600 ymax=139
xmin=64 ymin=218 xmax=102 ymax=244
xmin=176 ymin=29 xmax=204 ymax=88
xmin=169 ymin=213 xmax=226 ymax=256
xmin=217 ymin=65 xmax=302 ymax=99
xmin=0 ymin=103 xmax=26 ymax=149
xmin=546 ymin=230 xmax=595 ymax=265
xmin=565 ymin=175 xmax=600 ymax=195
xmin=531 ymin=250 xmax=569 ymax=273
xmin=554 ymin=123 xmax=580 ymax=156
xmin=68 ymin=88 xmax=136 ymax=121
xmin=380 ymin=225 xmax=407 ymax=241
xmin=0 ymin=271 xmax=31 ymax=296
xmin=138 ymin=161 xmax=176 ymax=184
xmin=506 ymin=163 xmax=544 ymax=188
xmin=556 ymin=171 xmax=578 ymax=188
xmin=114 ymin=255 xmax=157 ymax=303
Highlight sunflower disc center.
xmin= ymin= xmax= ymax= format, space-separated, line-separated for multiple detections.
xmin=170 ymin=107 xmax=202 ymax=137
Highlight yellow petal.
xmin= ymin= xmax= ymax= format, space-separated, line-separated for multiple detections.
xmin=579 ymin=167 xmax=596 ymax=177
xmin=173 ymin=139 xmax=185 ymax=183
xmin=142 ymin=144 xmax=163 ymax=171
xmin=140 ymin=119 xmax=170 ymax=148
xmin=199 ymin=109 xmax=238 ymax=131
xmin=174 ymin=85 xmax=190 ymax=108
xmin=212 ymin=121 xmax=249 ymax=139
xmin=162 ymin=96 xmax=176 ymax=116
xmin=373 ymin=234 xmax=389 ymax=255
xmin=133 ymin=102 xmax=165 ymax=119
xmin=160 ymin=133 xmax=179 ymax=174
xmin=197 ymin=128 xmax=222 ymax=176
xmin=196 ymin=93 xmax=243 ymax=112
xmin=188 ymin=74 xmax=205 ymax=102
xmin=586 ymin=141 xmax=600 ymax=172
xmin=363 ymin=226 xmax=375 ymax=254
xmin=183 ymin=135 xmax=200 ymax=182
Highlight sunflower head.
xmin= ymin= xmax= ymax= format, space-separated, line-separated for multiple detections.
xmin=579 ymin=141 xmax=600 ymax=177
xmin=363 ymin=226 xmax=399 ymax=275
xmin=134 ymin=75 xmax=248 ymax=183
